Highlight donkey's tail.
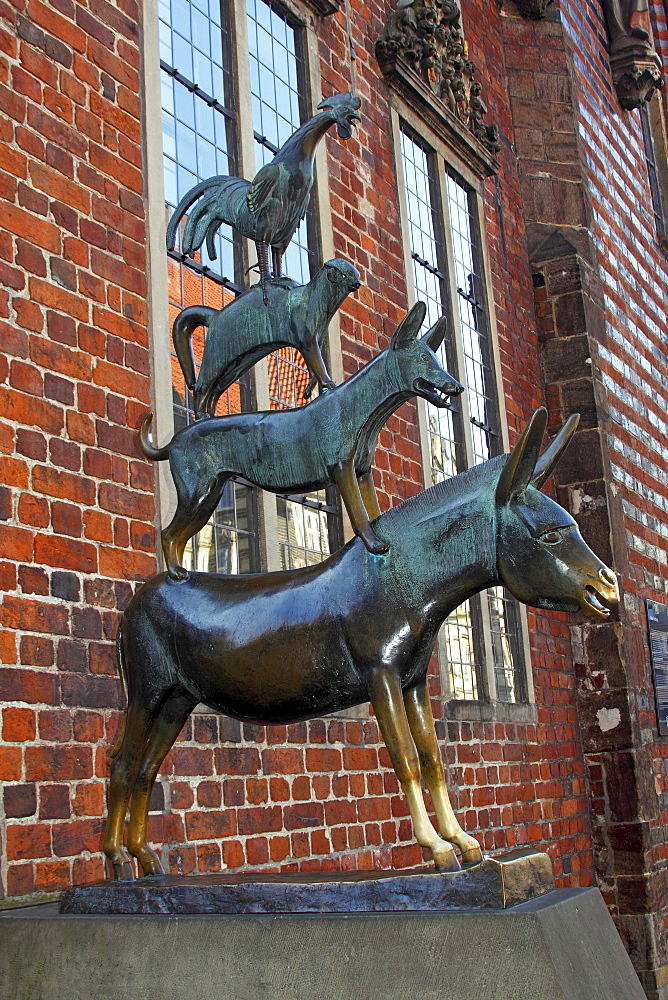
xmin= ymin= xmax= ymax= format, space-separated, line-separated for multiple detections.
xmin=172 ymin=305 xmax=217 ymax=390
xmin=110 ymin=625 xmax=128 ymax=758
xmin=139 ymin=412 xmax=170 ymax=461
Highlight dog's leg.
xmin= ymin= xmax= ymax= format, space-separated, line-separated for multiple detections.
xmin=358 ymin=471 xmax=382 ymax=521
xmin=404 ymin=681 xmax=483 ymax=864
xmin=368 ymin=667 xmax=460 ymax=872
xmin=161 ymin=473 xmax=228 ymax=579
xmin=331 ymin=461 xmax=388 ymax=554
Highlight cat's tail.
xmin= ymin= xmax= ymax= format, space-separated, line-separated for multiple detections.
xmin=172 ymin=305 xmax=217 ymax=390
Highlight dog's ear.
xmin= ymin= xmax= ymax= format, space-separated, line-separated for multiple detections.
xmin=421 ymin=317 xmax=446 ymax=353
xmin=391 ymin=302 xmax=426 ymax=351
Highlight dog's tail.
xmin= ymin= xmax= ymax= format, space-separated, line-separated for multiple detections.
xmin=139 ymin=412 xmax=171 ymax=461
xmin=110 ymin=625 xmax=128 ymax=758
xmin=172 ymin=305 xmax=217 ymax=390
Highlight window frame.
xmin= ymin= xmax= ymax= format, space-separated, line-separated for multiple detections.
xmin=391 ymin=103 xmax=535 ymax=711
xmin=142 ymin=0 xmax=347 ymax=575
xmin=640 ymin=97 xmax=668 ymax=255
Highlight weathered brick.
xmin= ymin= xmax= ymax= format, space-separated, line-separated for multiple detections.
xmin=6 ymin=823 xmax=51 ymax=861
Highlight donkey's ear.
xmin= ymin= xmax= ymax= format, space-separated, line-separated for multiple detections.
xmin=391 ymin=302 xmax=427 ymax=351
xmin=532 ymin=413 xmax=580 ymax=490
xmin=495 ymin=407 xmax=548 ymax=505
xmin=421 ymin=317 xmax=446 ymax=353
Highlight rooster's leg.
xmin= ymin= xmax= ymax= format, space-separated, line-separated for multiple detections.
xmin=256 ymin=242 xmax=271 ymax=305
xmin=271 ymin=247 xmax=283 ymax=279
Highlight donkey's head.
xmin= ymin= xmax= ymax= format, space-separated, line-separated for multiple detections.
xmin=388 ymin=302 xmax=464 ymax=405
xmin=496 ymin=409 xmax=619 ymax=619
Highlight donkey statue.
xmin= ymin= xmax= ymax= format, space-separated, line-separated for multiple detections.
xmin=140 ymin=302 xmax=463 ymax=578
xmin=104 ymin=408 xmax=618 ymax=880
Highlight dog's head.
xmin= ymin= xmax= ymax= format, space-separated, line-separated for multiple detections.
xmin=388 ymin=303 xmax=463 ymax=406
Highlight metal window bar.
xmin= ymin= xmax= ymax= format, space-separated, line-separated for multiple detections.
xmin=161 ymin=0 xmax=262 ymax=574
xmin=640 ymin=103 xmax=666 ymax=238
xmin=400 ymin=126 xmax=485 ymax=701
xmin=246 ymin=0 xmax=339 ymax=567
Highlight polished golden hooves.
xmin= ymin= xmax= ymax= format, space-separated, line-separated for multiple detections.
xmin=432 ymin=844 xmax=461 ymax=872
xmin=111 ymin=860 xmax=135 ymax=881
xmin=460 ymin=845 xmax=484 ymax=866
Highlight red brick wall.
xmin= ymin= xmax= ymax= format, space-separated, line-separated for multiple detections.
xmin=0 ymin=0 xmax=661 ymax=937
xmin=0 ymin=0 xmax=156 ymax=896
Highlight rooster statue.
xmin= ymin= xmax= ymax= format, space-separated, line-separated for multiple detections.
xmin=166 ymin=92 xmax=362 ymax=303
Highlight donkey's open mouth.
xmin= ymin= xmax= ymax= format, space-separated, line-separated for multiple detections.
xmin=584 ymin=585 xmax=611 ymax=616
xmin=414 ymin=377 xmax=464 ymax=407
xmin=583 ymin=569 xmax=619 ymax=618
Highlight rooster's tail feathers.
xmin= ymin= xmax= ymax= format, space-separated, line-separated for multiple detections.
xmin=166 ymin=175 xmax=230 ymax=252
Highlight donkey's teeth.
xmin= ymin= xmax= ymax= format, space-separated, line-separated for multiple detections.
xmin=585 ymin=586 xmax=609 ymax=614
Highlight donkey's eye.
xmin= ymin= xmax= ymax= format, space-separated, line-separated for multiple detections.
xmin=541 ymin=530 xmax=562 ymax=544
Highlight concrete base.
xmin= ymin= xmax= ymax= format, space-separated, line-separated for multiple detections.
xmin=0 ymin=887 xmax=645 ymax=1000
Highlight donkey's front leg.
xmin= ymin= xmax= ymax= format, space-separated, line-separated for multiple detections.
xmin=331 ymin=461 xmax=388 ymax=555
xmin=368 ymin=667 xmax=460 ymax=871
xmin=404 ymin=681 xmax=483 ymax=865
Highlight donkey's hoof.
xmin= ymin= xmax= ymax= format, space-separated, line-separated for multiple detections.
xmin=112 ymin=860 xmax=135 ymax=882
xmin=132 ymin=845 xmax=165 ymax=877
xmin=460 ymin=844 xmax=483 ymax=866
xmin=432 ymin=844 xmax=461 ymax=872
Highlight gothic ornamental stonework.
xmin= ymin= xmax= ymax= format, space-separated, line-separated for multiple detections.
xmin=601 ymin=0 xmax=663 ymax=109
xmin=375 ymin=0 xmax=500 ymax=162
xmin=497 ymin=0 xmax=554 ymax=17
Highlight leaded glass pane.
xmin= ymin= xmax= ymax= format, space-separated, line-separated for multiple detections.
xmin=488 ymin=586 xmax=526 ymax=703
xmin=400 ymin=127 xmax=480 ymax=699
xmin=445 ymin=173 xmax=496 ymax=466
xmin=246 ymin=0 xmax=313 ymax=283
xmin=160 ymin=0 xmax=236 ymax=276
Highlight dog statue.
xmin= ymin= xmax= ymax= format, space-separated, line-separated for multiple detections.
xmin=140 ymin=303 xmax=463 ymax=578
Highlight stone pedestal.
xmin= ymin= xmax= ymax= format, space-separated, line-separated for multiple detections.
xmin=0 ymin=887 xmax=646 ymax=1000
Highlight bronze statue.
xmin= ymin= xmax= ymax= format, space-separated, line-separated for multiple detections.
xmin=140 ymin=303 xmax=462 ymax=577
xmin=103 ymin=408 xmax=619 ymax=880
xmin=172 ymin=259 xmax=361 ymax=418
xmin=602 ymin=0 xmax=650 ymax=52
xmin=166 ymin=93 xmax=362 ymax=303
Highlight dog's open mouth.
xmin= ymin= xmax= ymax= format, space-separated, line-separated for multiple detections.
xmin=414 ymin=378 xmax=463 ymax=407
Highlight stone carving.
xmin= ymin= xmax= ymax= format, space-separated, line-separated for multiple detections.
xmin=496 ymin=0 xmax=554 ymax=18
xmin=375 ymin=0 xmax=500 ymax=155
xmin=102 ymin=408 xmax=619 ymax=879
xmin=171 ymin=259 xmax=361 ymax=419
xmin=140 ymin=304 xmax=463 ymax=577
xmin=601 ymin=0 xmax=663 ymax=108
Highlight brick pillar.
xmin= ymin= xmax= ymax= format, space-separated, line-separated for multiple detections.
xmin=500 ymin=6 xmax=668 ymax=997
xmin=531 ymin=240 xmax=668 ymax=999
